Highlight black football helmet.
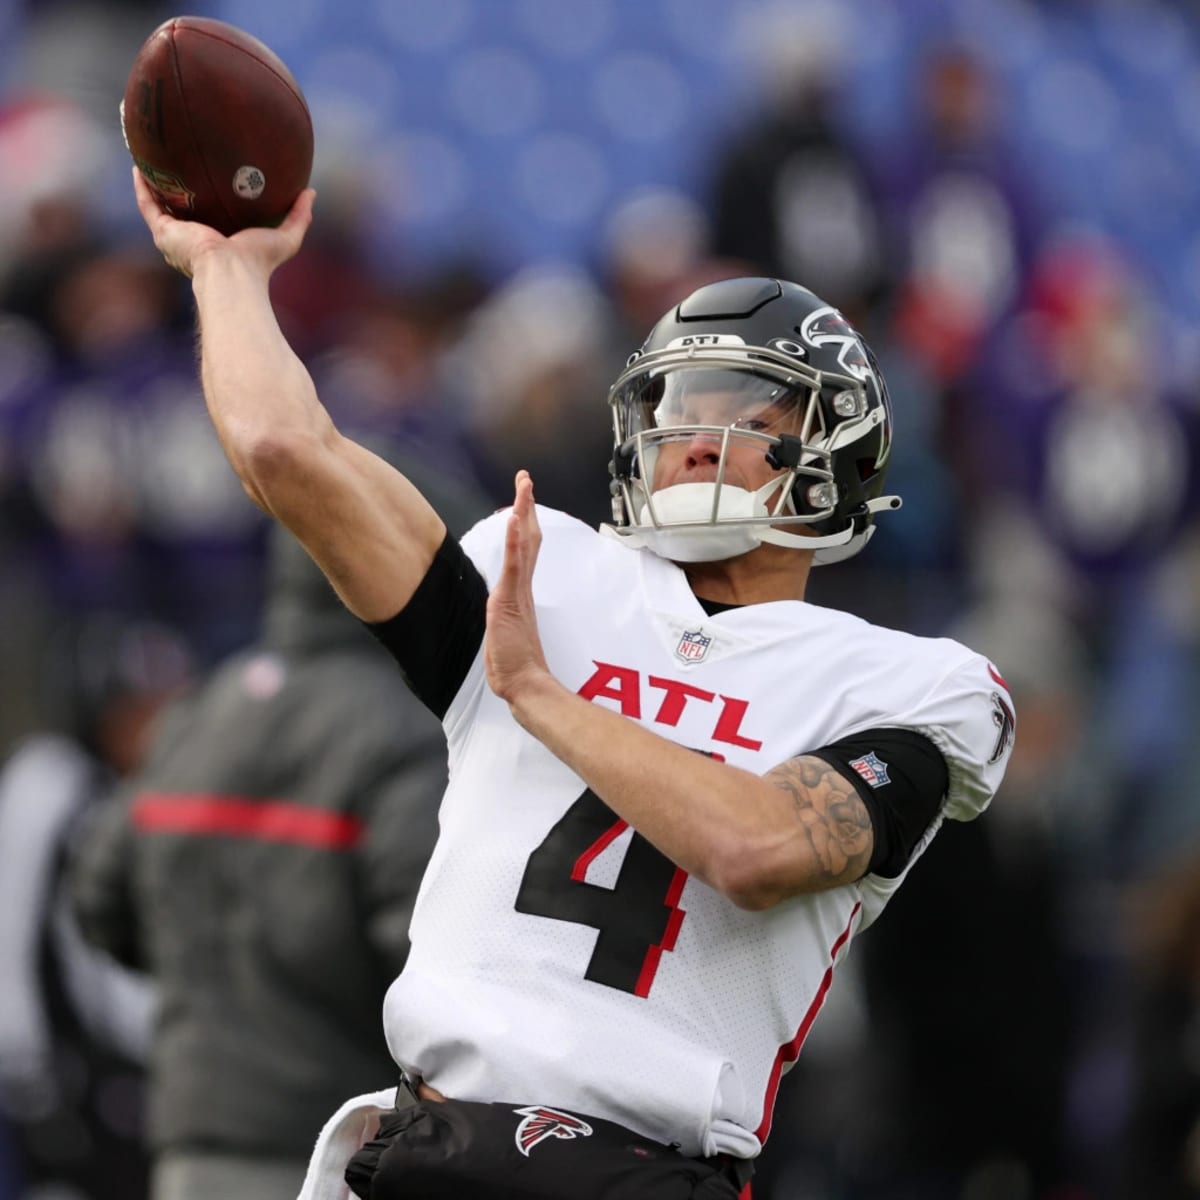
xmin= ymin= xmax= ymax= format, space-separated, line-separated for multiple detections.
xmin=606 ymin=277 xmax=899 ymax=564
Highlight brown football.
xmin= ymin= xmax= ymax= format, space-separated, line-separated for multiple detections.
xmin=121 ymin=16 xmax=313 ymax=235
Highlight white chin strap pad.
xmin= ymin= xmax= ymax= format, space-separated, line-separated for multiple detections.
xmin=607 ymin=483 xmax=898 ymax=566
xmin=632 ymin=483 xmax=765 ymax=563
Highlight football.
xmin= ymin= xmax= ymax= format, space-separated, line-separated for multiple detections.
xmin=121 ymin=16 xmax=313 ymax=235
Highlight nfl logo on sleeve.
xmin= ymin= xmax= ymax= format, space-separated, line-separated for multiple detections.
xmin=849 ymin=751 xmax=890 ymax=788
xmin=675 ymin=629 xmax=711 ymax=664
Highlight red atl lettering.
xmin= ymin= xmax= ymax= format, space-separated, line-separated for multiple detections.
xmin=576 ymin=663 xmax=762 ymax=753
xmin=647 ymin=676 xmax=716 ymax=726
xmin=577 ymin=662 xmax=641 ymax=717
xmin=712 ymin=697 xmax=763 ymax=751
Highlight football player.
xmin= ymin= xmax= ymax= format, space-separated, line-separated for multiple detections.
xmin=133 ymin=174 xmax=1014 ymax=1200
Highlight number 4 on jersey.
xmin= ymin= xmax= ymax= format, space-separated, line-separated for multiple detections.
xmin=514 ymin=789 xmax=687 ymax=997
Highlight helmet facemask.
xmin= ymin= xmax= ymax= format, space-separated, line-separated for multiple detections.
xmin=607 ymin=343 xmax=895 ymax=564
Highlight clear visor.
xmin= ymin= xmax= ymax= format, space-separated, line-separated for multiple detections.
xmin=616 ymin=367 xmax=810 ymax=442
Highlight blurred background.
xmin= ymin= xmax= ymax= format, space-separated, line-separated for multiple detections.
xmin=1 ymin=0 xmax=1199 ymax=1197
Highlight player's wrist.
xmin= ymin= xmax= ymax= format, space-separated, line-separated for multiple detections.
xmin=503 ymin=667 xmax=566 ymax=730
xmin=190 ymin=242 xmax=271 ymax=292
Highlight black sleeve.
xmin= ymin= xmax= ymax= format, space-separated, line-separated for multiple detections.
xmin=809 ymin=728 xmax=949 ymax=879
xmin=364 ymin=531 xmax=489 ymax=719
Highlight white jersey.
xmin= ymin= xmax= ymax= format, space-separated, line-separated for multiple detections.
xmin=383 ymin=508 xmax=1013 ymax=1159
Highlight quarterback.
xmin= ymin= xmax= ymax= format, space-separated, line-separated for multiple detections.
xmin=133 ymin=175 xmax=1014 ymax=1200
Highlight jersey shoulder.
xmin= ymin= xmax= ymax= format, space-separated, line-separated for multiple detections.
xmin=815 ymin=604 xmax=973 ymax=669
xmin=809 ymin=607 xmax=1016 ymax=822
xmin=461 ymin=506 xmax=627 ymax=588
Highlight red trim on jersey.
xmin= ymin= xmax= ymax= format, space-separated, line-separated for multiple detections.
xmin=753 ymin=902 xmax=861 ymax=1143
xmin=987 ymin=664 xmax=1010 ymax=692
xmin=634 ymin=865 xmax=689 ymax=997
xmin=570 ymin=818 xmax=629 ymax=882
xmin=132 ymin=793 xmax=364 ymax=849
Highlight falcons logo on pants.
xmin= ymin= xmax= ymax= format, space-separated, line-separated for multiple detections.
xmin=512 ymin=1106 xmax=594 ymax=1156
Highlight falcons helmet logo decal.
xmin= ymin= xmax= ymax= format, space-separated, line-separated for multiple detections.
xmin=799 ymin=305 xmax=872 ymax=382
xmin=512 ymin=1106 xmax=594 ymax=1156
xmin=989 ymin=690 xmax=1015 ymax=764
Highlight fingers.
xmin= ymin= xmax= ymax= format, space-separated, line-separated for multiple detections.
xmin=500 ymin=471 xmax=539 ymax=585
xmin=281 ymin=187 xmax=317 ymax=234
xmin=512 ymin=470 xmax=538 ymax=530
xmin=132 ymin=166 xmax=316 ymax=262
xmin=132 ymin=166 xmax=196 ymax=275
xmin=132 ymin=165 xmax=167 ymax=227
xmin=510 ymin=471 xmax=540 ymax=556
xmin=486 ymin=471 xmax=547 ymax=698
xmin=512 ymin=469 xmax=531 ymax=514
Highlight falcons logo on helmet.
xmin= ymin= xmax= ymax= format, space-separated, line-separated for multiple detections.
xmin=989 ymin=690 xmax=1015 ymax=764
xmin=512 ymin=1106 xmax=594 ymax=1157
xmin=799 ymin=305 xmax=872 ymax=382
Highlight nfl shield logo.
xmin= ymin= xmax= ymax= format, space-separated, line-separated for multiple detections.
xmin=675 ymin=629 xmax=711 ymax=663
xmin=849 ymin=751 xmax=890 ymax=788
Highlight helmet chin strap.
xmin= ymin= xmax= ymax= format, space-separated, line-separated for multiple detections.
xmin=605 ymin=481 xmax=901 ymax=565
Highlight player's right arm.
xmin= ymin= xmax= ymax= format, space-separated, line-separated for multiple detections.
xmin=135 ymin=171 xmax=442 ymax=621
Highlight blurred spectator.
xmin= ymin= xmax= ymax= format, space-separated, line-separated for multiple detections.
xmin=708 ymin=1 xmax=892 ymax=322
xmin=599 ymin=186 xmax=748 ymax=346
xmin=3 ymin=232 xmax=184 ymax=365
xmin=0 ymin=95 xmax=108 ymax=291
xmin=69 ymin=445 xmax=488 ymax=1200
xmin=1 ymin=233 xmax=269 ymax=672
xmin=0 ymin=309 xmax=58 ymax=751
xmin=848 ymin=44 xmax=1054 ymax=642
xmin=446 ymin=264 xmax=618 ymax=527
xmin=1121 ymin=845 xmax=1200 ymax=1199
xmin=973 ymin=232 xmax=1194 ymax=581
xmin=966 ymin=233 xmax=1198 ymax=878
xmin=602 ymin=187 xmax=710 ymax=335
xmin=310 ymin=262 xmax=493 ymax=482
xmin=267 ymin=149 xmax=389 ymax=363
xmin=882 ymin=44 xmax=1045 ymax=389
xmin=0 ymin=96 xmax=128 ymax=754
xmin=0 ymin=615 xmax=191 ymax=1200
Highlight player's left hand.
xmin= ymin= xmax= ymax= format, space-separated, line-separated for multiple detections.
xmin=485 ymin=470 xmax=550 ymax=703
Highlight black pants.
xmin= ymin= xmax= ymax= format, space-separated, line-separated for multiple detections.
xmin=345 ymin=1080 xmax=751 ymax=1200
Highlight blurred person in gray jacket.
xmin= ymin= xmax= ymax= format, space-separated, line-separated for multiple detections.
xmin=0 ymin=615 xmax=189 ymax=1200
xmin=69 ymin=446 xmax=488 ymax=1200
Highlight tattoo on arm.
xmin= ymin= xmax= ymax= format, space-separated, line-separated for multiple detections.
xmin=766 ymin=756 xmax=874 ymax=887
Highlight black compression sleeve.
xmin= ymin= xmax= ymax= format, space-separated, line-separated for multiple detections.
xmin=809 ymin=729 xmax=949 ymax=879
xmin=364 ymin=532 xmax=489 ymax=719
